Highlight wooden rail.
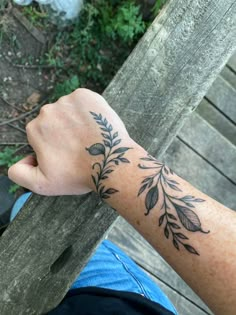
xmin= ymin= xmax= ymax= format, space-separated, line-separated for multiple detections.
xmin=0 ymin=0 xmax=235 ymax=313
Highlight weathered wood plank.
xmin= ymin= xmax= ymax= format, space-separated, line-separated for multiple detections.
xmin=196 ymin=98 xmax=236 ymax=146
xmin=179 ymin=112 xmax=236 ymax=183
xmin=0 ymin=194 xmax=118 ymax=314
xmin=142 ymin=270 xmax=210 ymax=315
xmin=227 ymin=50 xmax=236 ymax=72
xmin=105 ymin=0 xmax=236 ymax=157
xmin=0 ymin=0 xmax=236 ymax=313
xmin=106 ymin=217 xmax=213 ymax=315
xmin=221 ymin=66 xmax=236 ymax=90
xmin=163 ymin=139 xmax=236 ymax=209
xmin=206 ymin=76 xmax=236 ymax=124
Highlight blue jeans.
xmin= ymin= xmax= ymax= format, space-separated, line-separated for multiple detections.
xmin=11 ymin=193 xmax=177 ymax=314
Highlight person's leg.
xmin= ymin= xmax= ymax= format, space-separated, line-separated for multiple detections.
xmin=10 ymin=192 xmax=32 ymax=221
xmin=11 ymin=193 xmax=177 ymax=314
xmin=71 ymin=240 xmax=177 ymax=314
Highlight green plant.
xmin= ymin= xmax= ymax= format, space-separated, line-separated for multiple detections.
xmin=40 ymin=0 xmax=147 ymax=95
xmin=53 ymin=75 xmax=80 ymax=100
xmin=0 ymin=147 xmax=24 ymax=168
xmin=100 ymin=1 xmax=145 ymax=43
xmin=22 ymin=5 xmax=49 ymax=29
xmin=9 ymin=184 xmax=21 ymax=194
xmin=0 ymin=147 xmax=24 ymax=194
xmin=152 ymin=0 xmax=168 ymax=16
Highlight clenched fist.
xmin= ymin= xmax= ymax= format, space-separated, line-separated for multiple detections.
xmin=8 ymin=89 xmax=132 ymax=196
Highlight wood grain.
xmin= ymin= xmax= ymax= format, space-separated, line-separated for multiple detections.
xmin=221 ymin=66 xmax=236 ymax=90
xmin=206 ymin=76 xmax=236 ymax=124
xmin=163 ymin=138 xmax=236 ymax=209
xmin=196 ymin=98 xmax=236 ymax=146
xmin=228 ymin=50 xmax=236 ymax=72
xmin=179 ymin=112 xmax=236 ymax=183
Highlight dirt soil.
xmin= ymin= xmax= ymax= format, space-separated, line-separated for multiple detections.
xmin=0 ymin=4 xmax=54 ymax=174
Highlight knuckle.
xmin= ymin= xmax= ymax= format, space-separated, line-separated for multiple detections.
xmin=58 ymin=95 xmax=67 ymax=103
xmin=39 ymin=104 xmax=51 ymax=115
xmin=25 ymin=120 xmax=34 ymax=132
xmin=74 ymin=88 xmax=87 ymax=97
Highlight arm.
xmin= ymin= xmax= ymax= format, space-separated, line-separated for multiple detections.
xmin=8 ymin=89 xmax=236 ymax=315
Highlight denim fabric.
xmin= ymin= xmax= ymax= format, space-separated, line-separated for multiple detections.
xmin=10 ymin=192 xmax=32 ymax=221
xmin=11 ymin=192 xmax=177 ymax=314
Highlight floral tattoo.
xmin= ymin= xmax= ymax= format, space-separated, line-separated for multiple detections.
xmin=86 ymin=112 xmax=131 ymax=199
xmin=138 ymin=154 xmax=209 ymax=255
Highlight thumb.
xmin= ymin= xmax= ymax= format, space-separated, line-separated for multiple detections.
xmin=8 ymin=155 xmax=46 ymax=193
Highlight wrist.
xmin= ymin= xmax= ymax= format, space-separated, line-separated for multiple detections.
xmin=86 ymin=137 xmax=145 ymax=197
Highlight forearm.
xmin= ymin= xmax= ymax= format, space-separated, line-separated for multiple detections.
xmin=9 ymin=89 xmax=236 ymax=314
xmin=88 ymin=138 xmax=236 ymax=315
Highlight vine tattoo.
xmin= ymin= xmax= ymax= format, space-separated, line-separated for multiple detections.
xmin=138 ymin=154 xmax=209 ymax=255
xmin=86 ymin=112 xmax=131 ymax=199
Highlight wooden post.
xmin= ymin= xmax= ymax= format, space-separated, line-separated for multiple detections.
xmin=0 ymin=0 xmax=235 ymax=313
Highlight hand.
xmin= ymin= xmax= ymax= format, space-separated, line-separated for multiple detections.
xmin=8 ymin=89 xmax=132 ymax=196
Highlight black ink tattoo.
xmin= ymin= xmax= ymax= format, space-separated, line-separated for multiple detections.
xmin=86 ymin=112 xmax=131 ymax=199
xmin=138 ymin=154 xmax=209 ymax=255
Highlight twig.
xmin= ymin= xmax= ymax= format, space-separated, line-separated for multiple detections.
xmin=11 ymin=63 xmax=56 ymax=69
xmin=3 ymin=55 xmax=54 ymax=69
xmin=0 ymin=97 xmax=48 ymax=127
xmin=0 ymin=105 xmax=40 ymax=127
xmin=0 ymin=143 xmax=27 ymax=145
xmin=0 ymin=96 xmax=25 ymax=113
xmin=14 ymin=144 xmax=30 ymax=154
xmin=7 ymin=123 xmax=27 ymax=134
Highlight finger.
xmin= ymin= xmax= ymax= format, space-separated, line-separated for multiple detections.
xmin=8 ymin=155 xmax=46 ymax=193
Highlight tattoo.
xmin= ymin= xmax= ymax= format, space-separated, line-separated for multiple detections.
xmin=138 ymin=154 xmax=209 ymax=255
xmin=86 ymin=112 xmax=131 ymax=199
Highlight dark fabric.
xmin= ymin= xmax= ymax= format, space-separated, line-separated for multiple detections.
xmin=47 ymin=287 xmax=175 ymax=315
xmin=0 ymin=176 xmax=15 ymax=227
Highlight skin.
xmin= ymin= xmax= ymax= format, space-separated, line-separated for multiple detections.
xmin=8 ymin=89 xmax=236 ymax=315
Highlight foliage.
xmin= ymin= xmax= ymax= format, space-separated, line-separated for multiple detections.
xmin=22 ymin=5 xmax=49 ymax=29
xmin=38 ymin=0 xmax=148 ymax=99
xmin=152 ymin=0 xmax=168 ymax=16
xmin=99 ymin=1 xmax=145 ymax=43
xmin=9 ymin=183 xmax=21 ymax=194
xmin=53 ymin=75 xmax=80 ymax=100
xmin=0 ymin=147 xmax=24 ymax=194
xmin=0 ymin=147 xmax=23 ymax=168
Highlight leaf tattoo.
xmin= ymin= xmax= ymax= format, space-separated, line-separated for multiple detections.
xmin=86 ymin=112 xmax=131 ymax=199
xmin=138 ymin=154 xmax=209 ymax=255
